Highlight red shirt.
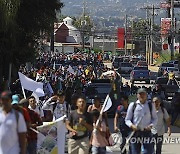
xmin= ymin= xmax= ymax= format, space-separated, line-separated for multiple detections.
xmin=27 ymin=108 xmax=43 ymax=142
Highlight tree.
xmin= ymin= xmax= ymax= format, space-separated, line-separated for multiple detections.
xmin=73 ymin=15 xmax=93 ymax=35
xmin=0 ymin=0 xmax=64 ymax=91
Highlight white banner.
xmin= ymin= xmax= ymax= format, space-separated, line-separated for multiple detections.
xmin=37 ymin=116 xmax=66 ymax=154
xmin=18 ymin=72 xmax=45 ymax=97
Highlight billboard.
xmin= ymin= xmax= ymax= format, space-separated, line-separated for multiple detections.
xmin=117 ymin=28 xmax=125 ymax=49
xmin=161 ymin=18 xmax=171 ymax=37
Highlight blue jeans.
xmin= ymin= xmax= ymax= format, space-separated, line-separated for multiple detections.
xmin=27 ymin=140 xmax=37 ymax=154
xmin=91 ymin=146 xmax=106 ymax=154
xmin=129 ymin=131 xmax=153 ymax=154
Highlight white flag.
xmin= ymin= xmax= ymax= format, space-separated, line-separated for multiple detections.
xmin=67 ymin=65 xmax=75 ymax=74
xmin=53 ymin=61 xmax=56 ymax=70
xmin=102 ymin=95 xmax=112 ymax=112
xmin=18 ymin=72 xmax=45 ymax=97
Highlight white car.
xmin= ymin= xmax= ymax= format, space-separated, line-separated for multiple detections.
xmin=167 ymin=67 xmax=180 ymax=79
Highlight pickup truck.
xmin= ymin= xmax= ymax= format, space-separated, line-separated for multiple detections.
xmin=153 ymin=77 xmax=179 ymax=101
xmin=118 ymin=62 xmax=133 ymax=74
xmin=130 ymin=66 xmax=150 ymax=84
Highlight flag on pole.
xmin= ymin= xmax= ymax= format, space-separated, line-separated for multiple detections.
xmin=102 ymin=95 xmax=112 ymax=112
xmin=18 ymin=72 xmax=45 ymax=97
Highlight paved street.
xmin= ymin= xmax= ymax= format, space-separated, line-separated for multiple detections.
xmin=104 ymin=62 xmax=180 ymax=154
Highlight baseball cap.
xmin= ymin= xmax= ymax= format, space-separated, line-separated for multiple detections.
xmin=19 ymin=98 xmax=28 ymax=105
xmin=12 ymin=95 xmax=20 ymax=105
xmin=137 ymin=88 xmax=147 ymax=94
xmin=0 ymin=91 xmax=12 ymax=99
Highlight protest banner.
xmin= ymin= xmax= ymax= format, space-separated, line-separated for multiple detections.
xmin=37 ymin=116 xmax=66 ymax=154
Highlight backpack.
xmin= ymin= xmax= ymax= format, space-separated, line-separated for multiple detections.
xmin=132 ymin=101 xmax=152 ymax=121
xmin=13 ymin=109 xmax=19 ymax=132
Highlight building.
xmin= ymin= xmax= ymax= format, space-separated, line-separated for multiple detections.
xmin=54 ymin=17 xmax=82 ymax=44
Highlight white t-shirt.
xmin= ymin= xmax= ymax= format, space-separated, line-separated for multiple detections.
xmin=0 ymin=110 xmax=27 ymax=154
xmin=29 ymin=106 xmax=44 ymax=118
xmin=42 ymin=97 xmax=67 ymax=121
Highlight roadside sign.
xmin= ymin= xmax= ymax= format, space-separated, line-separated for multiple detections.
xmin=160 ymin=2 xmax=171 ymax=8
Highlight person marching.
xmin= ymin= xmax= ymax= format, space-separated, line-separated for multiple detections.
xmin=114 ymin=95 xmax=131 ymax=154
xmin=151 ymin=97 xmax=171 ymax=154
xmin=125 ymin=88 xmax=158 ymax=154
xmin=66 ymin=96 xmax=93 ymax=154
xmin=167 ymin=70 xmax=175 ymax=85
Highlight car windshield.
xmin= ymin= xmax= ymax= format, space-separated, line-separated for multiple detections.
xmin=134 ymin=67 xmax=148 ymax=70
xmin=120 ymin=63 xmax=132 ymax=67
xmin=161 ymin=63 xmax=174 ymax=67
xmin=114 ymin=58 xmax=123 ymax=62
xmin=168 ymin=68 xmax=179 ymax=71
xmin=85 ymin=85 xmax=111 ymax=99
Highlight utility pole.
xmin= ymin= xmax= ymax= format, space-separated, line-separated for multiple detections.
xmin=102 ymin=33 xmax=105 ymax=53
xmin=125 ymin=14 xmax=127 ymax=55
xmin=150 ymin=5 xmax=155 ymax=65
xmin=50 ymin=26 xmax=54 ymax=52
xmin=170 ymin=0 xmax=175 ymax=60
xmin=82 ymin=0 xmax=86 ymax=52
xmin=131 ymin=19 xmax=134 ymax=56
xmin=145 ymin=8 xmax=150 ymax=64
xmin=141 ymin=6 xmax=160 ymax=65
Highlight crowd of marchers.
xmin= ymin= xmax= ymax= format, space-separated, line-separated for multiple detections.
xmin=0 ymin=52 xmax=179 ymax=154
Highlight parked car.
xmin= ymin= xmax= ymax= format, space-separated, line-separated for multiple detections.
xmin=130 ymin=66 xmax=150 ymax=84
xmin=158 ymin=63 xmax=175 ymax=77
xmin=118 ymin=62 xmax=133 ymax=74
xmin=137 ymin=61 xmax=148 ymax=67
xmin=112 ymin=57 xmax=123 ymax=69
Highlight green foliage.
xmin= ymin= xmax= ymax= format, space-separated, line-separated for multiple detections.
xmin=0 ymin=0 xmax=63 ymax=87
xmin=93 ymin=48 xmax=102 ymax=53
xmin=155 ymin=52 xmax=171 ymax=65
xmin=133 ymin=19 xmax=160 ymax=41
xmin=73 ymin=15 xmax=93 ymax=35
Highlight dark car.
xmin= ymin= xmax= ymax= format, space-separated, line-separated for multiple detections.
xmin=84 ymin=79 xmax=122 ymax=116
xmin=118 ymin=62 xmax=133 ymax=74
xmin=153 ymin=77 xmax=179 ymax=101
xmin=130 ymin=66 xmax=150 ymax=84
xmin=113 ymin=57 xmax=123 ymax=69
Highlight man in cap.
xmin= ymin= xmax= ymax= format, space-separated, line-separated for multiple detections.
xmin=42 ymin=91 xmax=69 ymax=121
xmin=0 ymin=91 xmax=27 ymax=154
xmin=19 ymin=99 xmax=42 ymax=154
xmin=125 ymin=88 xmax=158 ymax=154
